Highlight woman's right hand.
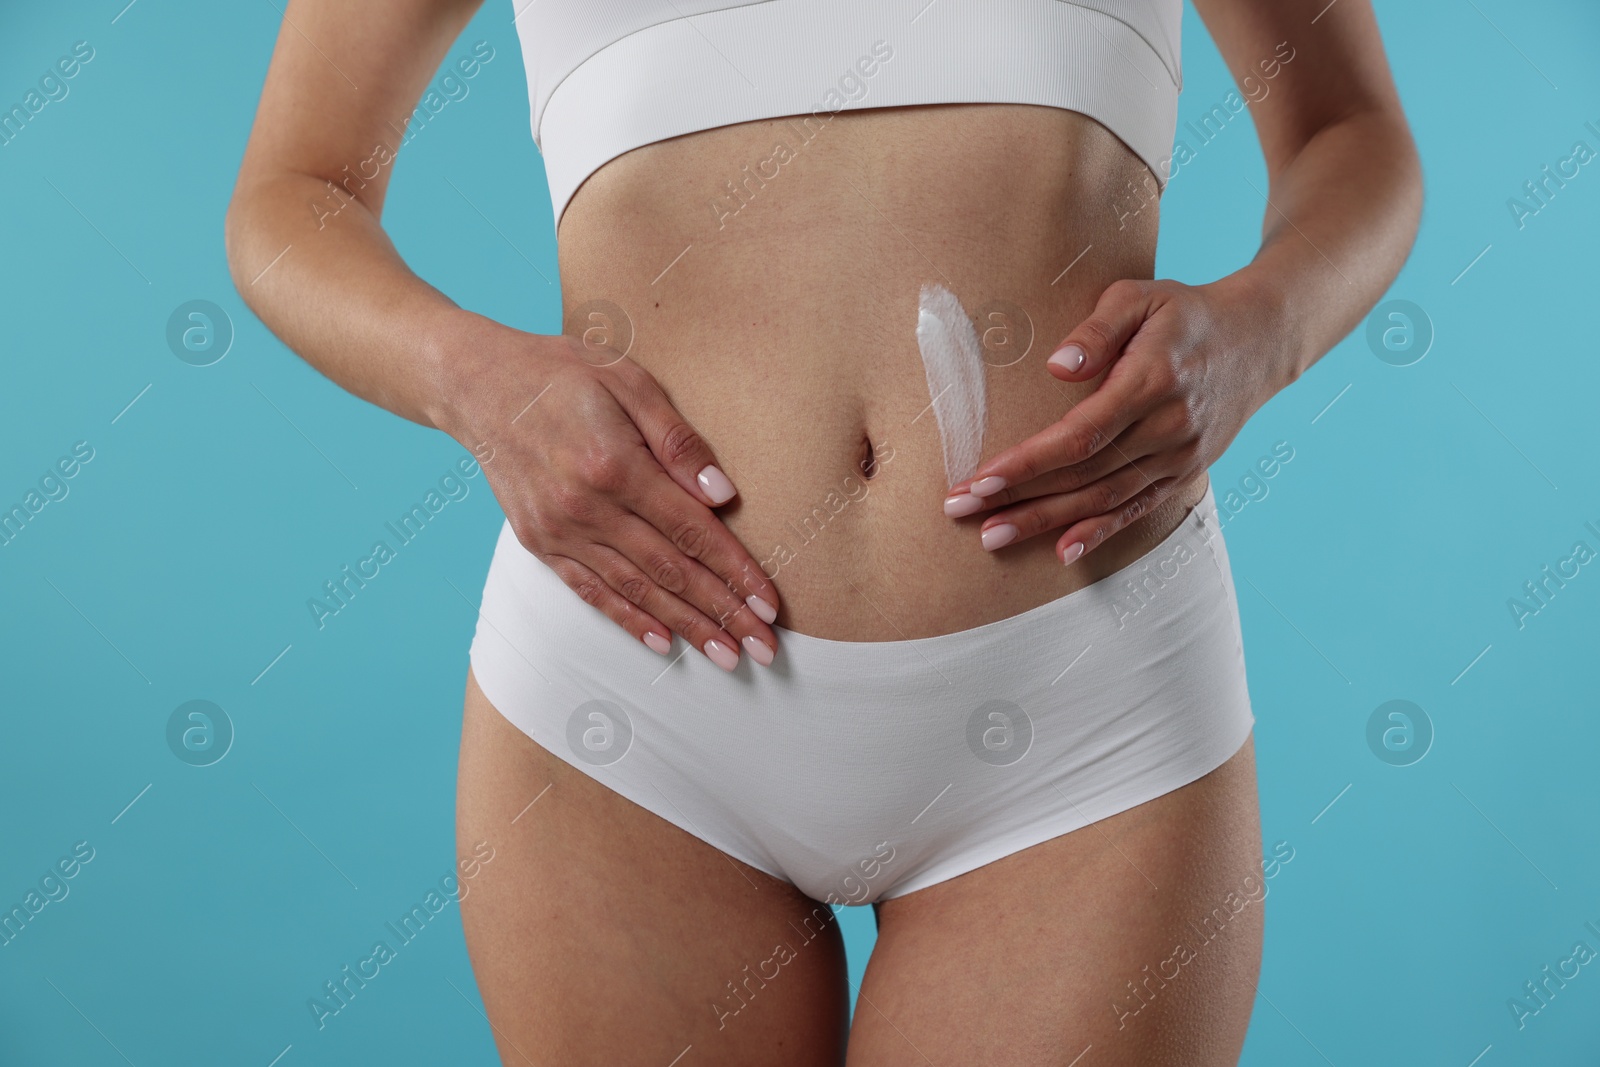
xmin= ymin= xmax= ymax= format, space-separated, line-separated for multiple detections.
xmin=439 ymin=314 xmax=780 ymax=671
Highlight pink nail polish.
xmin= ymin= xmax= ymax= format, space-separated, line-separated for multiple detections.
xmin=643 ymin=631 xmax=672 ymax=655
xmin=944 ymin=493 xmax=984 ymax=518
xmin=697 ymin=465 xmax=737 ymax=505
xmin=742 ymin=635 xmax=775 ymax=666
xmin=970 ymin=476 xmax=1007 ymax=498
xmin=704 ymin=638 xmax=739 ymax=672
xmin=1049 ymin=344 xmax=1086 ymax=373
xmin=746 ymin=594 xmax=778 ymax=624
xmin=981 ymin=523 xmax=1019 ymax=551
xmin=1062 ymin=541 xmax=1086 ymax=565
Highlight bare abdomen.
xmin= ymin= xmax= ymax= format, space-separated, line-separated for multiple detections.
xmin=555 ymin=103 xmax=1204 ymax=640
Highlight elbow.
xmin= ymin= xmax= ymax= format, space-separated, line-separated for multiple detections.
xmin=222 ymin=181 xmax=265 ymax=307
xmin=1359 ymin=98 xmax=1423 ymax=233
xmin=222 ymin=191 xmax=246 ymax=295
xmin=1351 ymin=105 xmax=1424 ymax=280
xmin=1403 ymin=139 xmax=1425 ymax=249
xmin=1333 ymin=104 xmax=1425 ymax=255
xmin=1389 ymin=121 xmax=1425 ymax=274
xmin=1384 ymin=108 xmax=1425 ymax=240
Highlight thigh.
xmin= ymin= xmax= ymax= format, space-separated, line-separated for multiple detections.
xmin=456 ymin=668 xmax=851 ymax=1067
xmin=849 ymin=735 xmax=1263 ymax=1067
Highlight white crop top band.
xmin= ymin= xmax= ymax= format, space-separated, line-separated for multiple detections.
xmin=512 ymin=0 xmax=1184 ymax=230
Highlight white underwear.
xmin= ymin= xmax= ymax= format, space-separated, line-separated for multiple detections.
xmin=467 ymin=480 xmax=1253 ymax=905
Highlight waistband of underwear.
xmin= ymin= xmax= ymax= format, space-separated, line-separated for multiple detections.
xmin=774 ymin=475 xmax=1222 ymax=657
xmin=475 ymin=475 xmax=1228 ymax=697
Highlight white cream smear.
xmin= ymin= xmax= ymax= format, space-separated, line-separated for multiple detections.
xmin=915 ymin=283 xmax=987 ymax=486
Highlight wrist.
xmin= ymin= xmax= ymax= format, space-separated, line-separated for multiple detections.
xmin=1210 ymin=266 xmax=1301 ymax=407
xmin=420 ymin=307 xmax=549 ymax=443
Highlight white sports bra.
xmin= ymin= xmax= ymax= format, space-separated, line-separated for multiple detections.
xmin=512 ymin=0 xmax=1183 ymax=230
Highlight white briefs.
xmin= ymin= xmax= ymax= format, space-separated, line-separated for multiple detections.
xmin=468 ymin=481 xmax=1254 ymax=904
xmin=512 ymin=0 xmax=1185 ymax=230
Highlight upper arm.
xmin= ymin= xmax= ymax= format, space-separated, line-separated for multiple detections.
xmin=1187 ymin=0 xmax=1409 ymax=176
xmin=232 ymin=0 xmax=485 ymax=218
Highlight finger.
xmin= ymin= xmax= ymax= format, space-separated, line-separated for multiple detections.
xmin=630 ymin=463 xmax=782 ymax=626
xmin=1043 ymin=278 xmax=1155 ymax=383
xmin=976 ymin=460 xmax=1163 ymax=552
xmin=607 ymin=365 xmax=741 ymax=509
xmin=612 ymin=514 xmax=778 ymax=667
xmin=963 ymin=375 xmax=1147 ymax=501
xmin=582 ymin=542 xmax=754 ymax=672
xmin=944 ymin=427 xmax=1143 ymax=518
xmin=1053 ymin=477 xmax=1183 ymax=566
xmin=541 ymin=554 xmax=676 ymax=656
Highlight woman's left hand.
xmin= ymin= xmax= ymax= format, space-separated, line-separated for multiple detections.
xmin=944 ymin=274 xmax=1285 ymax=564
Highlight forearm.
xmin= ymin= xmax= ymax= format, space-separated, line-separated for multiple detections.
xmin=223 ymin=170 xmax=506 ymax=436
xmin=1221 ymin=107 xmax=1423 ymax=397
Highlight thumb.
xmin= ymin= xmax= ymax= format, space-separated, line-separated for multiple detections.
xmin=1046 ymin=280 xmax=1154 ymax=382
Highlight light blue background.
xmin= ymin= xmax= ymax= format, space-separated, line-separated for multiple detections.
xmin=3 ymin=1 xmax=1598 ymax=1064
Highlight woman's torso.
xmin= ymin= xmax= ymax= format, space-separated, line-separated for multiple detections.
xmin=556 ymin=103 xmax=1206 ymax=640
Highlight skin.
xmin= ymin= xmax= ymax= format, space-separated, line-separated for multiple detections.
xmin=547 ymin=98 xmax=1198 ymax=642
xmin=222 ymin=0 xmax=784 ymax=671
xmin=227 ymin=0 xmax=1420 ymax=1063
xmin=952 ymin=0 xmax=1423 ymax=559
xmin=460 ymin=666 xmax=1264 ymax=1066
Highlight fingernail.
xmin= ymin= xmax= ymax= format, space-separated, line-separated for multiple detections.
xmin=1049 ymin=344 xmax=1086 ymax=373
xmin=981 ymin=523 xmax=1019 ymax=551
xmin=1062 ymin=541 xmax=1085 ymax=565
xmin=970 ymin=476 xmax=1007 ymax=498
xmin=643 ymin=631 xmax=672 ymax=655
xmin=704 ymin=638 xmax=739 ymax=672
xmin=944 ymin=493 xmax=984 ymax=518
xmin=697 ymin=465 xmax=736 ymax=505
xmin=745 ymin=594 xmax=778 ymax=624
xmin=741 ymin=635 xmax=775 ymax=667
